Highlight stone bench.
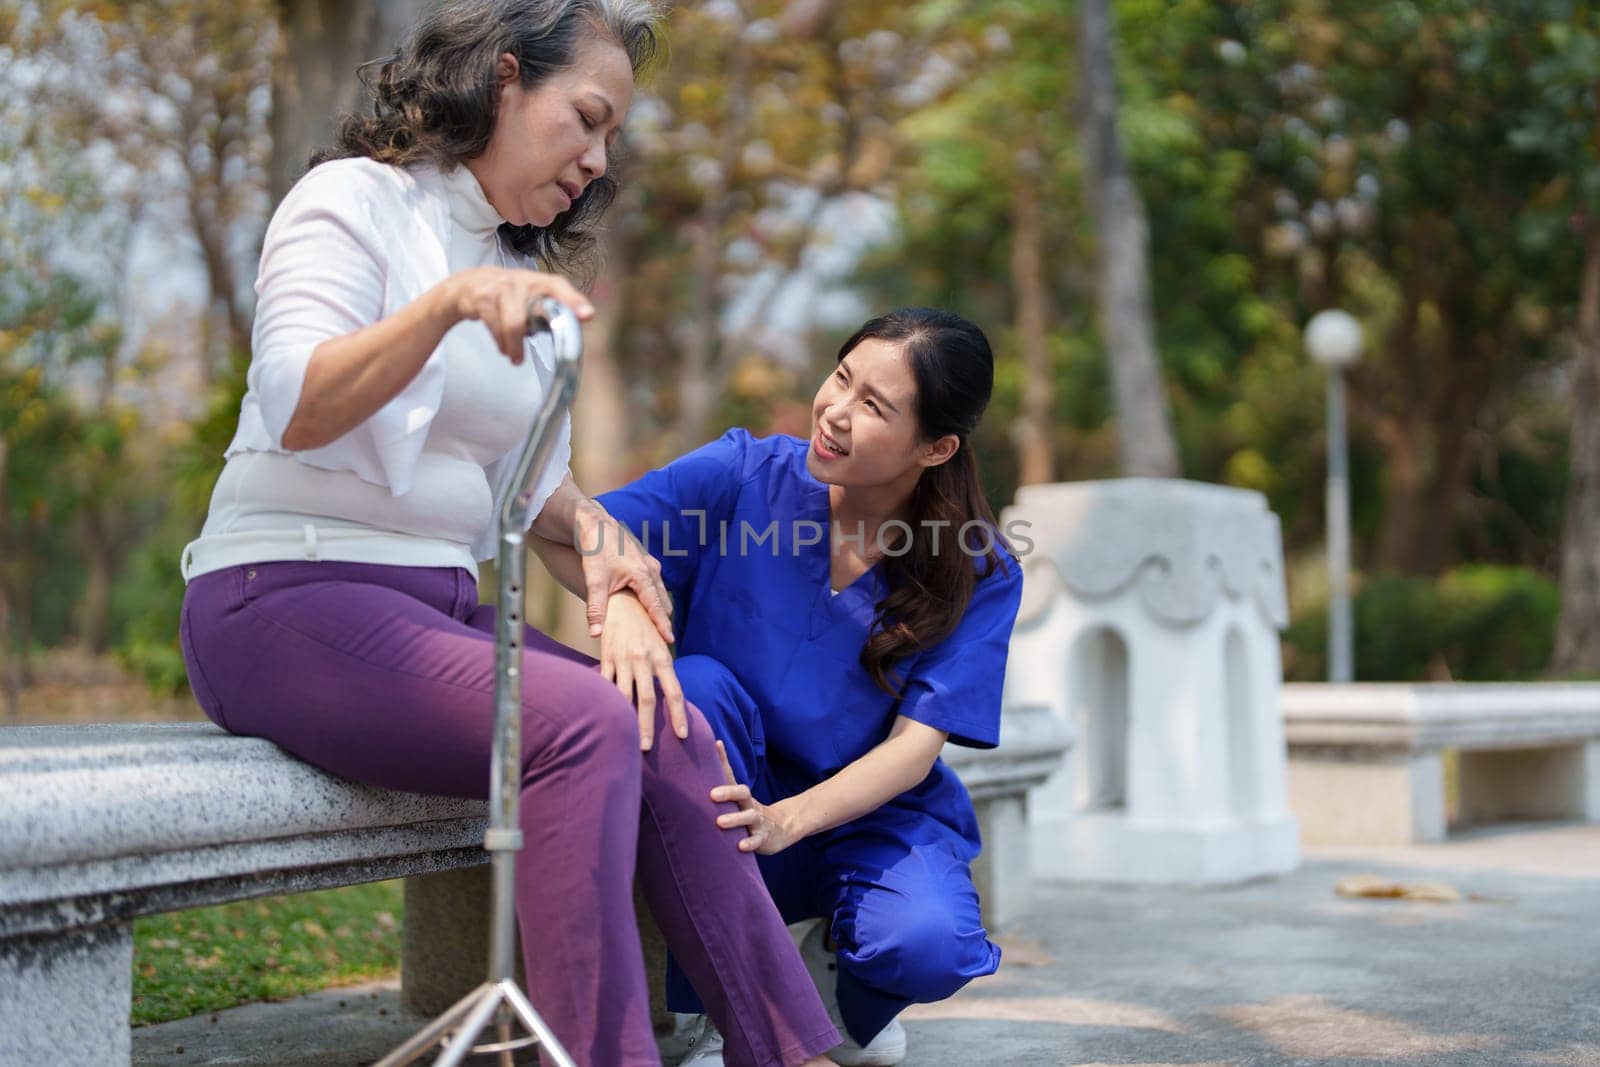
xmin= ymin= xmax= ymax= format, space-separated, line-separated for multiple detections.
xmin=1281 ymin=682 xmax=1600 ymax=845
xmin=942 ymin=704 xmax=1073 ymax=928
xmin=1 ymin=716 xmax=1062 ymax=1063
xmin=0 ymin=722 xmax=492 ymax=1064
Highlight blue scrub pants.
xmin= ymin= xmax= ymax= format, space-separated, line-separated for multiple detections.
xmin=668 ymin=654 xmax=1001 ymax=1045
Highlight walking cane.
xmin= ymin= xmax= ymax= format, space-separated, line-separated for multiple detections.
xmin=378 ymin=297 xmax=584 ymax=1067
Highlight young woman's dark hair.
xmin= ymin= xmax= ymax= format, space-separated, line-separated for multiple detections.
xmin=841 ymin=307 xmax=1012 ymax=694
xmin=310 ymin=0 xmax=660 ymax=279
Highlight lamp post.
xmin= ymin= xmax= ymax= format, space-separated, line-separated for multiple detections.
xmin=1305 ymin=309 xmax=1363 ymax=684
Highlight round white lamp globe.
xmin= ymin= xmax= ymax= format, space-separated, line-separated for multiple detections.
xmin=1304 ymin=309 xmax=1364 ymax=369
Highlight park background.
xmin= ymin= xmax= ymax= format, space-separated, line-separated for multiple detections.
xmin=4 ymin=0 xmax=1600 ymax=1032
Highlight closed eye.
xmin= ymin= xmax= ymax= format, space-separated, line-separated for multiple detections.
xmin=577 ymin=108 xmax=598 ymax=130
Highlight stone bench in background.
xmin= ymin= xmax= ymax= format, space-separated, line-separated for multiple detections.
xmin=1282 ymin=682 xmax=1600 ymax=845
xmin=1 ymin=718 xmax=1059 ymax=1063
xmin=941 ymin=704 xmax=1073 ymax=929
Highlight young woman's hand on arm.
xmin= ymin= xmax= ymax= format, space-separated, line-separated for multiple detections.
xmin=597 ymin=592 xmax=688 ymax=751
xmin=529 ymin=482 xmax=684 ymax=750
xmin=711 ymin=715 xmax=949 ymax=854
xmin=280 ymin=268 xmax=594 ymax=451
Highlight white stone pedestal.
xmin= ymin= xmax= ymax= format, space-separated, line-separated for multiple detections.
xmin=1001 ymin=479 xmax=1299 ymax=885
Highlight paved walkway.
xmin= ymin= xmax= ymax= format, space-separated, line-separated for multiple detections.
xmin=133 ymin=823 xmax=1600 ymax=1066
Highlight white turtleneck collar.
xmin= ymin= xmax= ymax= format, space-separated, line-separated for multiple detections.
xmin=440 ymin=162 xmax=508 ymax=240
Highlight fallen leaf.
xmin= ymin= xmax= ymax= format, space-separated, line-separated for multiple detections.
xmin=1335 ymin=874 xmax=1462 ymax=903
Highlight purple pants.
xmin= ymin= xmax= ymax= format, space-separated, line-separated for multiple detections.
xmin=180 ymin=560 xmax=838 ymax=1067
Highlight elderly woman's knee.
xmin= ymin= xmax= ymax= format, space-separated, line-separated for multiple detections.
xmin=528 ymin=669 xmax=640 ymax=759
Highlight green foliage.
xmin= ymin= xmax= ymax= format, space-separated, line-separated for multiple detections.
xmin=110 ymin=356 xmax=248 ymax=694
xmin=113 ymin=517 xmax=196 ymax=696
xmin=8 ymin=0 xmax=1600 ymax=691
xmin=850 ymin=0 xmax=1594 ymax=612
xmin=1284 ymin=565 xmax=1560 ymax=682
xmin=131 ymin=881 xmax=404 ymax=1027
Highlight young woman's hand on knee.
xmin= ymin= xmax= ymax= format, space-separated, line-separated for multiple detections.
xmin=597 ymin=591 xmax=687 ymax=751
xmin=711 ymin=741 xmax=801 ymax=855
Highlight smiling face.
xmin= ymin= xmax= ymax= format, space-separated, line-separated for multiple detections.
xmin=806 ymin=337 xmax=959 ymax=496
xmin=465 ymin=35 xmax=634 ymax=228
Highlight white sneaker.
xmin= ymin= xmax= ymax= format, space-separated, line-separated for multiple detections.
xmin=677 ymin=1013 xmax=726 ymax=1066
xmin=790 ymin=919 xmax=908 ymax=1066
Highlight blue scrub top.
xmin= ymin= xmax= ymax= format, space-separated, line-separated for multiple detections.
xmin=598 ymin=429 xmax=1023 ymax=846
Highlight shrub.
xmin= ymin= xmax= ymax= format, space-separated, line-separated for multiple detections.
xmin=1283 ymin=565 xmax=1558 ymax=682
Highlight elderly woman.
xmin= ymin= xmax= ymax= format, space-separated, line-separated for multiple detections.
xmin=176 ymin=3 xmax=837 ymax=1065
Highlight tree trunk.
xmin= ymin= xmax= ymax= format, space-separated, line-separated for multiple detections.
xmin=1414 ymin=341 xmax=1493 ymax=575
xmin=77 ymin=506 xmax=114 ymax=655
xmin=0 ymin=439 xmax=17 ymax=719
xmin=1077 ymin=0 xmax=1180 ymax=478
xmin=269 ymin=0 xmax=426 ymax=205
xmin=1372 ymin=410 xmax=1425 ymax=573
xmin=1010 ymin=148 xmax=1055 ymax=486
xmin=12 ymin=570 xmax=35 ymax=689
xmin=675 ymin=215 xmax=722 ymax=452
xmin=672 ymin=2 xmax=758 ymax=452
xmin=1552 ymin=227 xmax=1600 ymax=675
xmin=553 ymin=211 xmax=634 ymax=652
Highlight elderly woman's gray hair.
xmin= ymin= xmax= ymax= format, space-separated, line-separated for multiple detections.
xmin=313 ymin=0 xmax=662 ymax=277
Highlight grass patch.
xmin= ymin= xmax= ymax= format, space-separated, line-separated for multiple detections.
xmin=131 ymin=880 xmax=404 ymax=1027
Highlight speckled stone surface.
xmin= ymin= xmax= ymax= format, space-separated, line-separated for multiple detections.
xmin=0 ymin=721 xmax=493 ymax=1066
xmin=0 ymin=722 xmax=489 ymax=931
xmin=1 ymin=923 xmax=132 ymax=1063
xmin=400 ymin=865 xmax=526 ymax=1015
xmin=3 ymin=718 xmax=1072 ymax=1062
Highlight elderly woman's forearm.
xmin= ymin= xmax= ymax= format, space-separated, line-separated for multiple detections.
xmin=530 ymin=533 xmax=589 ymax=600
xmin=280 ymin=286 xmax=458 ymax=451
xmin=528 ymin=477 xmax=605 ymax=544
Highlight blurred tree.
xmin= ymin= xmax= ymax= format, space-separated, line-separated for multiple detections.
xmin=861 ymin=0 xmax=1585 ymax=592
xmin=269 ymin=0 xmax=426 ymax=203
xmin=618 ymin=0 xmax=986 ymax=454
xmin=43 ymin=0 xmax=279 ymax=387
xmin=1513 ymin=9 xmax=1600 ymax=675
xmin=2 ymin=10 xmax=139 ymax=658
xmin=860 ymin=0 xmax=1088 ymax=492
xmin=1 ymin=0 xmax=274 ymax=681
xmin=1078 ymin=0 xmax=1180 ymax=477
xmin=0 ymin=250 xmax=132 ymax=655
xmin=1127 ymin=1 xmax=1575 ymax=574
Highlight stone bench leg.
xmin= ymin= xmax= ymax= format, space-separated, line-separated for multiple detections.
xmin=1286 ymin=749 xmax=1446 ymax=845
xmin=0 ymin=925 xmax=131 ymax=1064
xmin=1458 ymin=741 xmax=1600 ymax=827
xmin=970 ymin=793 xmax=1032 ymax=931
xmin=400 ymin=867 xmax=524 ymax=1015
xmin=401 ymin=869 xmax=672 ymax=1032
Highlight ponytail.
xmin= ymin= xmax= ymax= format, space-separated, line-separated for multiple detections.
xmin=863 ymin=444 xmax=1006 ymax=694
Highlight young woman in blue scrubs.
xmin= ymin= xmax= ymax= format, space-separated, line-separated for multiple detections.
xmin=590 ymin=307 xmax=1022 ymax=1066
